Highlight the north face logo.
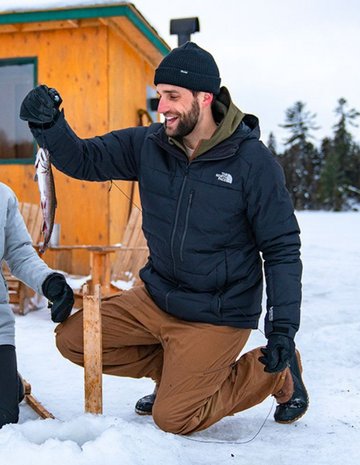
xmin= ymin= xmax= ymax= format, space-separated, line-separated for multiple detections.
xmin=216 ymin=172 xmax=233 ymax=184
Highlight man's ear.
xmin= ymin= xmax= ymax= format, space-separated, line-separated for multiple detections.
xmin=202 ymin=92 xmax=214 ymax=108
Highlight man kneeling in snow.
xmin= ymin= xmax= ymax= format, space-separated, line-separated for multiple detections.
xmin=20 ymin=42 xmax=308 ymax=434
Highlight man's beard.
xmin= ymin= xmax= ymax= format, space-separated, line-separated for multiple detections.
xmin=165 ymin=98 xmax=200 ymax=138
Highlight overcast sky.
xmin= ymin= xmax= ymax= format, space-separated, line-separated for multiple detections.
xmin=2 ymin=0 xmax=360 ymax=149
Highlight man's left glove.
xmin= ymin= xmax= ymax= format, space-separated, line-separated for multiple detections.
xmin=42 ymin=272 xmax=74 ymax=323
xmin=258 ymin=334 xmax=295 ymax=373
xmin=19 ymin=84 xmax=62 ymax=125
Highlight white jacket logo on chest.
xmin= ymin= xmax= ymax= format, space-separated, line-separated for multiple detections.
xmin=215 ymin=172 xmax=233 ymax=184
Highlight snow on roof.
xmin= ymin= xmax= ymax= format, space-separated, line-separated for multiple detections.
xmin=0 ymin=0 xmax=125 ymax=13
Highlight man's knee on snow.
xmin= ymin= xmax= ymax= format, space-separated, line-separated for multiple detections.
xmin=152 ymin=400 xmax=197 ymax=435
xmin=152 ymin=403 xmax=184 ymax=434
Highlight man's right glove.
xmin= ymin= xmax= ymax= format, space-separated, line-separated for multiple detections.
xmin=258 ymin=334 xmax=295 ymax=373
xmin=42 ymin=272 xmax=74 ymax=323
xmin=20 ymin=85 xmax=62 ymax=125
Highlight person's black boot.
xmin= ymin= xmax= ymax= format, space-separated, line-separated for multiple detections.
xmin=18 ymin=374 xmax=25 ymax=403
xmin=17 ymin=373 xmax=31 ymax=403
xmin=135 ymin=385 xmax=158 ymax=416
xmin=274 ymin=352 xmax=309 ymax=424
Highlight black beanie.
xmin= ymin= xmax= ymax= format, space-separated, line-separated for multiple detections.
xmin=154 ymin=42 xmax=221 ymax=95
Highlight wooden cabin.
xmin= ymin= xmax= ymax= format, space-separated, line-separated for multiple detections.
xmin=0 ymin=2 xmax=169 ymax=274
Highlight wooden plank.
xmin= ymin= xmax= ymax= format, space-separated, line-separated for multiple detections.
xmin=111 ymin=206 xmax=148 ymax=281
xmin=18 ymin=202 xmax=42 ymax=244
xmin=83 ymin=284 xmax=103 ymax=414
xmin=0 ymin=24 xmax=21 ymax=33
xmin=21 ymin=377 xmax=55 ymax=419
xmin=20 ymin=20 xmax=80 ymax=32
xmin=25 ymin=394 xmax=55 ymax=419
xmin=89 ymin=250 xmax=113 ymax=295
xmin=19 ymin=202 xmax=31 ymax=226
xmin=27 ymin=203 xmax=40 ymax=242
xmin=31 ymin=203 xmax=43 ymax=243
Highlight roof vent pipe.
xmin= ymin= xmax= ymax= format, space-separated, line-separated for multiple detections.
xmin=170 ymin=17 xmax=200 ymax=46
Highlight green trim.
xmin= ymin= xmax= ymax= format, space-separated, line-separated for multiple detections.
xmin=0 ymin=57 xmax=37 ymax=165
xmin=0 ymin=158 xmax=34 ymax=165
xmin=0 ymin=4 xmax=169 ymax=56
xmin=0 ymin=56 xmax=36 ymax=66
xmin=0 ymin=56 xmax=38 ymax=88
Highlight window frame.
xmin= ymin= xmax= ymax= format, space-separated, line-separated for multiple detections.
xmin=0 ymin=56 xmax=37 ymax=165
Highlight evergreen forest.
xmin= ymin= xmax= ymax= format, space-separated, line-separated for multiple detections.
xmin=268 ymin=98 xmax=360 ymax=211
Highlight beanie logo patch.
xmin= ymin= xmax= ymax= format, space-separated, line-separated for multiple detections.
xmin=216 ymin=172 xmax=233 ymax=184
xmin=180 ymin=69 xmax=189 ymax=74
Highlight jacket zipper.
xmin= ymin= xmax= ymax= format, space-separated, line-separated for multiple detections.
xmin=170 ymin=168 xmax=189 ymax=276
xmin=179 ymin=190 xmax=194 ymax=262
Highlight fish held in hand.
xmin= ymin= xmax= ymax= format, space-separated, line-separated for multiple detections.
xmin=34 ymin=148 xmax=57 ymax=254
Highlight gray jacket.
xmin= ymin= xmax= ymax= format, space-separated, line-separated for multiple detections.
xmin=0 ymin=182 xmax=52 ymax=345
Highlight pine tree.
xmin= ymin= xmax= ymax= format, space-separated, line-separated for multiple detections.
xmin=267 ymin=132 xmax=277 ymax=156
xmin=319 ymin=138 xmax=341 ymax=210
xmin=278 ymin=101 xmax=320 ymax=209
xmin=320 ymin=98 xmax=360 ymax=210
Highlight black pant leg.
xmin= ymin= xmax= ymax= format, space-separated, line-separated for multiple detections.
xmin=0 ymin=344 xmax=20 ymax=428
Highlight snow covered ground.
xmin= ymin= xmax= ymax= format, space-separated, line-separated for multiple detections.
xmin=0 ymin=211 xmax=359 ymax=465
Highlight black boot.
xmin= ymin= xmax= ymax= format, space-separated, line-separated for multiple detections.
xmin=135 ymin=385 xmax=158 ymax=416
xmin=274 ymin=352 xmax=309 ymax=424
xmin=18 ymin=374 xmax=25 ymax=403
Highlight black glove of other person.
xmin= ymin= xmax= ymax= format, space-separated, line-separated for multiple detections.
xmin=258 ymin=334 xmax=295 ymax=373
xmin=42 ymin=273 xmax=74 ymax=323
xmin=20 ymin=85 xmax=62 ymax=125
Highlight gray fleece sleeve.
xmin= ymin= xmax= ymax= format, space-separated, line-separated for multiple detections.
xmin=4 ymin=192 xmax=53 ymax=295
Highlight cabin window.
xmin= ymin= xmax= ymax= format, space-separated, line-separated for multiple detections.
xmin=0 ymin=58 xmax=36 ymax=163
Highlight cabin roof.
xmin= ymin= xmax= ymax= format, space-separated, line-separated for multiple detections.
xmin=0 ymin=2 xmax=170 ymax=62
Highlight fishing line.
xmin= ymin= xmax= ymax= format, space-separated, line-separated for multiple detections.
xmin=108 ymin=180 xmax=142 ymax=212
xmin=40 ymin=123 xmax=143 ymax=213
xmin=181 ymin=397 xmax=275 ymax=445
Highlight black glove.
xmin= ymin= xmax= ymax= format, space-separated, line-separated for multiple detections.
xmin=20 ymin=85 xmax=62 ymax=125
xmin=42 ymin=272 xmax=74 ymax=323
xmin=258 ymin=334 xmax=295 ymax=373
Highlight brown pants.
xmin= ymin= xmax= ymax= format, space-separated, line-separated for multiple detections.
xmin=55 ymin=285 xmax=290 ymax=434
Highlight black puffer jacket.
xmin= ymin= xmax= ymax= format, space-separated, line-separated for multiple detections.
xmin=35 ymin=88 xmax=302 ymax=338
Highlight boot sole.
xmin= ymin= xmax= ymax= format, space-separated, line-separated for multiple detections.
xmin=135 ymin=407 xmax=153 ymax=416
xmin=274 ymin=395 xmax=309 ymax=424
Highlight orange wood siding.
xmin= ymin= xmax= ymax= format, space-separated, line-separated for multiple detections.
xmin=0 ymin=17 xmax=162 ymax=275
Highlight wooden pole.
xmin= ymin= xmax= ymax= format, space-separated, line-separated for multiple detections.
xmin=89 ymin=250 xmax=113 ymax=295
xmin=83 ymin=284 xmax=103 ymax=414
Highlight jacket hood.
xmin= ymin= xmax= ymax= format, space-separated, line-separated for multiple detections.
xmin=158 ymin=87 xmax=260 ymax=158
xmin=187 ymin=86 xmax=242 ymax=157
